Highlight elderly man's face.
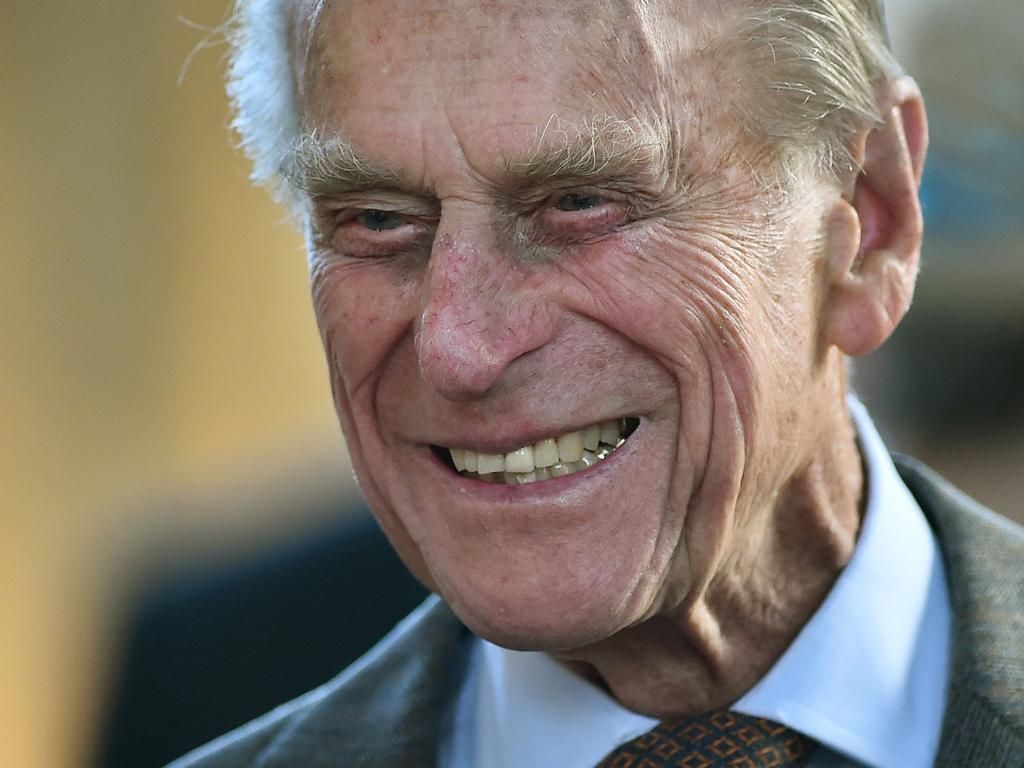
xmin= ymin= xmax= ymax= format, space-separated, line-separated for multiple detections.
xmin=303 ymin=0 xmax=835 ymax=650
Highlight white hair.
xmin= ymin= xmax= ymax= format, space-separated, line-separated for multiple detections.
xmin=720 ymin=1 xmax=901 ymax=180
xmin=225 ymin=0 xmax=898 ymax=209
xmin=225 ymin=0 xmax=300 ymax=208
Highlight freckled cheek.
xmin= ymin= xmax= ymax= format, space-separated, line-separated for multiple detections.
xmin=311 ymin=265 xmax=417 ymax=398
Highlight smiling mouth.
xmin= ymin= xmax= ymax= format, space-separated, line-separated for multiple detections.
xmin=435 ymin=417 xmax=640 ymax=485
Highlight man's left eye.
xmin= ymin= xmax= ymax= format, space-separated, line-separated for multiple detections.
xmin=554 ymin=193 xmax=604 ymax=212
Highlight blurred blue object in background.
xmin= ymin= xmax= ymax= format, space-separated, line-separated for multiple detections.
xmin=921 ymin=109 xmax=1024 ymax=242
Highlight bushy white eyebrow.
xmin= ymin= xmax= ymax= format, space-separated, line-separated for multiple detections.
xmin=505 ymin=114 xmax=667 ymax=183
xmin=281 ymin=132 xmax=402 ymax=198
xmin=281 ymin=114 xmax=669 ymax=201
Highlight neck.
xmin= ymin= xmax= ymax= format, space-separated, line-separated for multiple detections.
xmin=556 ymin=384 xmax=865 ymax=718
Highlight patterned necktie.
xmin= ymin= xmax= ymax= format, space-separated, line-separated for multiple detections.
xmin=594 ymin=709 xmax=818 ymax=767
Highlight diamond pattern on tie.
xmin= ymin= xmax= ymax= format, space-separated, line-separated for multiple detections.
xmin=595 ymin=709 xmax=817 ymax=768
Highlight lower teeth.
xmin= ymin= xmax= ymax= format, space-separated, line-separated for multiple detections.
xmin=462 ymin=441 xmax=622 ymax=485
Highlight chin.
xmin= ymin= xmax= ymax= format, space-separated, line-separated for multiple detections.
xmin=366 ymin=407 xmax=683 ymax=651
xmin=452 ymin=599 xmax=631 ymax=653
xmin=429 ymin=558 xmax=648 ymax=652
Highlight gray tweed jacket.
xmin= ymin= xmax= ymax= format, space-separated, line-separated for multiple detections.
xmin=168 ymin=457 xmax=1024 ymax=767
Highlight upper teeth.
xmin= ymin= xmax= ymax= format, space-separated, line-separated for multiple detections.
xmin=449 ymin=418 xmax=629 ymax=484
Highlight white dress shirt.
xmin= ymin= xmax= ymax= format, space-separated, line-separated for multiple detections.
xmin=438 ymin=399 xmax=951 ymax=768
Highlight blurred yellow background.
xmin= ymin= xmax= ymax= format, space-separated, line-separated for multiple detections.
xmin=3 ymin=1 xmax=1022 ymax=767
xmin=4 ymin=2 xmax=353 ymax=766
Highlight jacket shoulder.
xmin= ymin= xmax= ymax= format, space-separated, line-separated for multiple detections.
xmin=165 ymin=683 xmax=332 ymax=767
xmin=165 ymin=596 xmax=465 ymax=768
xmin=894 ymin=455 xmax=1024 ymax=765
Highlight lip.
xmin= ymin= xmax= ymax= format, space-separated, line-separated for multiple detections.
xmin=421 ymin=417 xmax=643 ymax=502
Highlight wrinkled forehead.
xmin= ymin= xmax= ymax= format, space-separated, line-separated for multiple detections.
xmin=294 ymin=0 xmax=727 ymax=127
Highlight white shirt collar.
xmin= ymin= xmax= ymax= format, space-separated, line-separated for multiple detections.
xmin=733 ymin=397 xmax=951 ymax=768
xmin=440 ymin=399 xmax=951 ymax=768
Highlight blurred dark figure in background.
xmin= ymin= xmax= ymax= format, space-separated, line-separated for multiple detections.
xmin=96 ymin=1 xmax=1022 ymax=766
xmin=95 ymin=503 xmax=426 ymax=768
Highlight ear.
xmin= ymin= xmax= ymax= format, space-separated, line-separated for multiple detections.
xmin=823 ymin=76 xmax=928 ymax=357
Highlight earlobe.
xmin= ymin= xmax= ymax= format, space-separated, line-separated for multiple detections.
xmin=823 ymin=77 xmax=928 ymax=358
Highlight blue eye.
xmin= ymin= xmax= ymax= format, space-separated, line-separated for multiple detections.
xmin=554 ymin=193 xmax=603 ymax=211
xmin=355 ymin=209 xmax=404 ymax=231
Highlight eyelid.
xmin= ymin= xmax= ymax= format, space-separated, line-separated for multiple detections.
xmin=543 ymin=199 xmax=626 ymax=221
xmin=529 ymin=197 xmax=631 ymax=247
xmin=326 ymin=221 xmax=430 ymax=262
xmin=550 ymin=185 xmax=614 ymax=202
xmin=315 ymin=193 xmax=439 ymax=217
xmin=317 ymin=203 xmax=435 ymax=260
xmin=542 ymin=184 xmax=632 ymax=211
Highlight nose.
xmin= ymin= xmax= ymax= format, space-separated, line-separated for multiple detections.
xmin=415 ymin=222 xmax=556 ymax=401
